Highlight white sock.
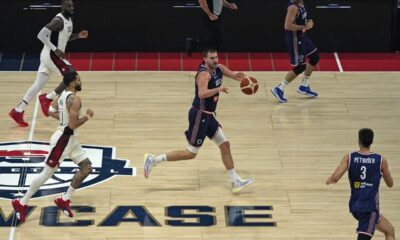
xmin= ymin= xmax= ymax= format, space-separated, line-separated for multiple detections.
xmin=46 ymin=91 xmax=58 ymax=100
xmin=62 ymin=186 xmax=76 ymax=201
xmin=15 ymin=100 xmax=28 ymax=113
xmin=301 ymin=75 xmax=310 ymax=87
xmin=154 ymin=154 xmax=167 ymax=164
xmin=16 ymin=72 xmax=50 ymax=112
xmin=20 ymin=165 xmax=56 ymax=205
xmin=278 ymin=80 xmax=289 ymax=91
xmin=228 ymin=169 xmax=239 ymax=183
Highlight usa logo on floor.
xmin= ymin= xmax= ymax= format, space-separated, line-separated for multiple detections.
xmin=0 ymin=141 xmax=135 ymax=200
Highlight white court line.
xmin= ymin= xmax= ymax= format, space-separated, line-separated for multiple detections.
xmin=9 ymin=92 xmax=41 ymax=240
xmin=334 ymin=52 xmax=344 ymax=72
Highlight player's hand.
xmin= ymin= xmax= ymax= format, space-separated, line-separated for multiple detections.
xmin=228 ymin=3 xmax=238 ymax=10
xmin=305 ymin=19 xmax=314 ymax=30
xmin=54 ymin=49 xmax=65 ymax=59
xmin=208 ymin=13 xmax=219 ymax=21
xmin=236 ymin=72 xmax=246 ymax=80
xmin=219 ymin=86 xmax=229 ymax=94
xmin=86 ymin=108 xmax=94 ymax=118
xmin=79 ymin=30 xmax=89 ymax=39
xmin=326 ymin=177 xmax=332 ymax=185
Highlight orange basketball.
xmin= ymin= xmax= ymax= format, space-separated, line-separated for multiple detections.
xmin=240 ymin=77 xmax=259 ymax=95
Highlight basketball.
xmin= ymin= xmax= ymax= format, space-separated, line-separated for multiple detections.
xmin=240 ymin=77 xmax=259 ymax=95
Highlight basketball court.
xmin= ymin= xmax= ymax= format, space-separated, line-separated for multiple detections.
xmin=0 ymin=69 xmax=399 ymax=239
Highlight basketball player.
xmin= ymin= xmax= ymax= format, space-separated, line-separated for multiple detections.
xmin=12 ymin=72 xmax=94 ymax=223
xmin=144 ymin=49 xmax=254 ymax=194
xmin=271 ymin=0 xmax=319 ymax=103
xmin=9 ymin=0 xmax=88 ymax=127
xmin=326 ymin=128 xmax=396 ymax=240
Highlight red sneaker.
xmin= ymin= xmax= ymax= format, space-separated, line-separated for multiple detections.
xmin=38 ymin=94 xmax=52 ymax=117
xmin=12 ymin=199 xmax=28 ymax=223
xmin=9 ymin=109 xmax=28 ymax=127
xmin=54 ymin=197 xmax=73 ymax=217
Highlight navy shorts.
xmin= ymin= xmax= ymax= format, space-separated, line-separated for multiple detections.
xmin=352 ymin=211 xmax=381 ymax=237
xmin=286 ymin=32 xmax=317 ymax=66
xmin=185 ymin=108 xmax=220 ymax=147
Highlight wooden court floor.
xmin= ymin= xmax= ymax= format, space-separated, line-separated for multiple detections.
xmin=0 ymin=71 xmax=399 ymax=240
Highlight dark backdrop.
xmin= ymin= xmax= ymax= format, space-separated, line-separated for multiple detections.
xmin=0 ymin=0 xmax=397 ymax=52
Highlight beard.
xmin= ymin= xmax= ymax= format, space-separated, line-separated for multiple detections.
xmin=75 ymin=85 xmax=82 ymax=91
xmin=63 ymin=10 xmax=74 ymax=18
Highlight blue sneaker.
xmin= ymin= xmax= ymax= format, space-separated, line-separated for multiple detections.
xmin=297 ymin=85 xmax=318 ymax=97
xmin=271 ymin=87 xmax=287 ymax=103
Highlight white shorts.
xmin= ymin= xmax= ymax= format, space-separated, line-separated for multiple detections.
xmin=38 ymin=50 xmax=73 ymax=76
xmin=46 ymin=129 xmax=88 ymax=168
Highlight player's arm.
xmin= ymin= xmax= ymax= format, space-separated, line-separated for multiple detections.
xmin=67 ymin=95 xmax=92 ymax=130
xmin=326 ymin=154 xmax=349 ymax=185
xmin=284 ymin=5 xmax=312 ymax=31
xmin=69 ymin=30 xmax=89 ymax=41
xmin=37 ymin=17 xmax=63 ymax=52
xmin=48 ymin=97 xmax=59 ymax=120
xmin=219 ymin=64 xmax=245 ymax=81
xmin=197 ymin=71 xmax=228 ymax=98
xmin=199 ymin=0 xmax=218 ymax=21
xmin=381 ymin=157 xmax=394 ymax=188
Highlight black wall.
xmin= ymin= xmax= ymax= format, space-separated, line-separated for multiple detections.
xmin=0 ymin=0 xmax=397 ymax=52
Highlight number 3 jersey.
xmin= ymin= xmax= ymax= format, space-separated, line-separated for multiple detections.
xmin=348 ymin=151 xmax=383 ymax=213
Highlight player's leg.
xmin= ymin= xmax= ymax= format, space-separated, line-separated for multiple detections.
xmin=9 ymin=64 xmax=51 ymax=127
xmin=55 ymin=140 xmax=91 ymax=217
xmin=207 ymin=120 xmax=254 ymax=193
xmin=144 ymin=108 xmax=206 ymax=178
xmin=11 ymin=164 xmax=57 ymax=223
xmin=297 ymin=37 xmax=319 ymax=97
xmin=271 ymin=33 xmax=305 ymax=103
xmin=376 ymin=215 xmax=396 ymax=240
xmin=11 ymin=130 xmax=64 ymax=222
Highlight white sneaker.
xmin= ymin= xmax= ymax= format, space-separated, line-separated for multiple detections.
xmin=232 ymin=177 xmax=254 ymax=194
xmin=144 ymin=153 xmax=156 ymax=178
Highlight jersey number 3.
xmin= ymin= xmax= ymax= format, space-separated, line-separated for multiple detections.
xmin=360 ymin=166 xmax=367 ymax=180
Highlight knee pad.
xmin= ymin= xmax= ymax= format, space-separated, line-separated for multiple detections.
xmin=212 ymin=128 xmax=228 ymax=146
xmin=308 ymin=51 xmax=320 ymax=66
xmin=292 ymin=64 xmax=306 ymax=75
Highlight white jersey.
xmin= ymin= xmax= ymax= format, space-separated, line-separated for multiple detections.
xmin=42 ymin=13 xmax=73 ymax=54
xmin=57 ymin=90 xmax=76 ymax=132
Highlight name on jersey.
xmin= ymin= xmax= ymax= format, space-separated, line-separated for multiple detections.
xmin=0 ymin=205 xmax=276 ymax=227
xmin=354 ymin=157 xmax=375 ymax=164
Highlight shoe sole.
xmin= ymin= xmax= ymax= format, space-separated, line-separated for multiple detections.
xmin=8 ymin=112 xmax=28 ymax=127
xmin=270 ymin=89 xmax=287 ymax=103
xmin=297 ymin=90 xmax=318 ymax=97
xmin=38 ymin=95 xmax=50 ymax=117
xmin=143 ymin=154 xmax=151 ymax=179
xmin=232 ymin=179 xmax=255 ymax=194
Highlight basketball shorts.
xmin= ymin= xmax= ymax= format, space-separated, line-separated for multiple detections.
xmin=185 ymin=107 xmax=221 ymax=148
xmin=352 ymin=211 xmax=381 ymax=237
xmin=39 ymin=50 xmax=75 ymax=76
xmin=45 ymin=127 xmax=87 ymax=168
xmin=286 ymin=32 xmax=317 ymax=66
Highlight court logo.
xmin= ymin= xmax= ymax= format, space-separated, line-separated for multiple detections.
xmin=0 ymin=141 xmax=135 ymax=200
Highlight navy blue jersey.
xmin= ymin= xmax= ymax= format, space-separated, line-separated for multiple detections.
xmin=286 ymin=1 xmax=308 ymax=36
xmin=348 ymin=152 xmax=382 ymax=213
xmin=192 ymin=63 xmax=223 ymax=112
